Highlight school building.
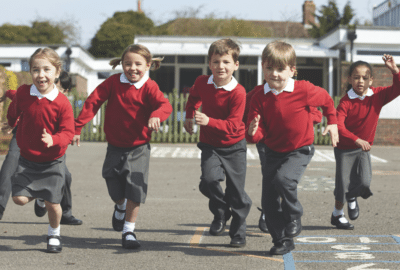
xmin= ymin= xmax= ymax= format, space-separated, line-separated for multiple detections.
xmin=0 ymin=1 xmax=399 ymax=144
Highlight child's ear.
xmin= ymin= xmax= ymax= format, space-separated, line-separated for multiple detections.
xmin=290 ymin=66 xmax=296 ymax=76
xmin=369 ymin=77 xmax=374 ymax=87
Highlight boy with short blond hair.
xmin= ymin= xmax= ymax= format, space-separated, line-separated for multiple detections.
xmin=246 ymin=41 xmax=338 ymax=255
xmin=184 ymin=38 xmax=252 ymax=248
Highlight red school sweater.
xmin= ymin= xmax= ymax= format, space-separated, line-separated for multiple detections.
xmin=75 ymin=74 xmax=173 ymax=148
xmin=336 ymin=72 xmax=400 ymax=150
xmin=7 ymin=85 xmax=75 ymax=162
xmin=185 ymin=75 xmax=246 ymax=147
xmin=246 ymin=80 xmax=337 ymax=153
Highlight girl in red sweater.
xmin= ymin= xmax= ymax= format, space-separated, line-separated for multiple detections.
xmin=331 ymin=55 xmax=400 ymax=230
xmin=7 ymin=48 xmax=75 ymax=253
xmin=72 ymin=44 xmax=172 ymax=249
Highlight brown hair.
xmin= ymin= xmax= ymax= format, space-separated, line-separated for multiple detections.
xmin=208 ymin=38 xmax=241 ymax=63
xmin=262 ymin=41 xmax=296 ymax=68
xmin=29 ymin=48 xmax=63 ymax=72
xmin=109 ymin=44 xmax=163 ymax=70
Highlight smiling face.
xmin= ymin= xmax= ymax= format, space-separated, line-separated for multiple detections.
xmin=263 ymin=62 xmax=296 ymax=91
xmin=348 ymin=65 xmax=373 ymax=96
xmin=209 ymin=52 xmax=239 ymax=87
xmin=30 ymin=57 xmax=60 ymax=95
xmin=122 ymin=52 xmax=151 ymax=83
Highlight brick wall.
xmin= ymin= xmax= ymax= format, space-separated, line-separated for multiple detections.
xmin=341 ymin=62 xmax=400 ymax=145
xmin=71 ymin=73 xmax=87 ymax=96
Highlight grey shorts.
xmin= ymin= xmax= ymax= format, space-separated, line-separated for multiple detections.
xmin=102 ymin=143 xmax=151 ymax=203
xmin=12 ymin=155 xmax=66 ymax=204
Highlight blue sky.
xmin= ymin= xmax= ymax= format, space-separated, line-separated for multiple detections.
xmin=1 ymin=0 xmax=383 ymax=47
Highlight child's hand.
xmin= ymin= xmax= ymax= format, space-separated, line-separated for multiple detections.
xmin=322 ymin=124 xmax=339 ymax=147
xmin=0 ymin=94 xmax=6 ymax=103
xmin=184 ymin=118 xmax=194 ymax=135
xmin=194 ymin=110 xmax=209 ymax=126
xmin=1 ymin=122 xmax=13 ymax=134
xmin=41 ymin=128 xmax=53 ymax=148
xmin=248 ymin=115 xmax=260 ymax=136
xmin=383 ymin=54 xmax=400 ymax=74
xmin=148 ymin=117 xmax=160 ymax=132
xmin=71 ymin=135 xmax=80 ymax=147
xmin=355 ymin=138 xmax=371 ymax=151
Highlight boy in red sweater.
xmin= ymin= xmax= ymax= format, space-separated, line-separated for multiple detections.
xmin=246 ymin=41 xmax=338 ymax=255
xmin=184 ymin=38 xmax=252 ymax=248
xmin=7 ymin=48 xmax=75 ymax=253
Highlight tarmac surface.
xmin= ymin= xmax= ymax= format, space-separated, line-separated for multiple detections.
xmin=1 ymin=142 xmax=400 ymax=270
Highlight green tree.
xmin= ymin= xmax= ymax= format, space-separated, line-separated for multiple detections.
xmin=309 ymin=0 xmax=355 ymax=38
xmin=88 ymin=11 xmax=155 ymax=58
xmin=0 ymin=21 xmax=66 ymax=44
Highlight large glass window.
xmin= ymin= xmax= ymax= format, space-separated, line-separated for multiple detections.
xmin=150 ymin=66 xmax=175 ymax=94
xmin=179 ymin=68 xmax=202 ymax=94
xmin=239 ymin=69 xmax=258 ymax=92
xmin=178 ymin=56 xmax=205 ymax=64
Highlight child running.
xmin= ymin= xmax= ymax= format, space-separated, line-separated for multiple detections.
xmin=72 ymin=44 xmax=172 ymax=249
xmin=7 ymin=48 xmax=75 ymax=253
xmin=0 ymin=71 xmax=82 ymax=225
xmin=184 ymin=38 xmax=252 ymax=248
xmin=246 ymin=41 xmax=338 ymax=255
xmin=331 ymin=55 xmax=400 ymax=230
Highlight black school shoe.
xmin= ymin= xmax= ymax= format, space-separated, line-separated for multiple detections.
xmin=230 ymin=236 xmax=246 ymax=248
xmin=347 ymin=198 xmax=359 ymax=221
xmin=34 ymin=199 xmax=47 ymax=217
xmin=331 ymin=214 xmax=354 ymax=230
xmin=209 ymin=210 xmax=232 ymax=236
xmin=285 ymin=219 xmax=302 ymax=238
xmin=122 ymin=232 xmax=141 ymax=249
xmin=46 ymin=235 xmax=62 ymax=253
xmin=270 ymin=239 xmax=295 ymax=255
xmin=0 ymin=206 xmax=4 ymax=220
xmin=60 ymin=216 xmax=83 ymax=225
xmin=257 ymin=207 xmax=268 ymax=233
xmin=112 ymin=205 xmax=125 ymax=232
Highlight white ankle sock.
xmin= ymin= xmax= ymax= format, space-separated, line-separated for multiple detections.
xmin=115 ymin=199 xmax=127 ymax=220
xmin=123 ymin=221 xmax=136 ymax=241
xmin=332 ymin=207 xmax=344 ymax=217
xmin=348 ymin=198 xmax=356 ymax=209
xmin=37 ymin=199 xmax=45 ymax=208
xmin=48 ymin=225 xmax=60 ymax=245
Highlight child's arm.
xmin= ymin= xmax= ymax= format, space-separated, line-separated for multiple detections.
xmin=374 ymin=55 xmax=400 ymax=105
xmin=147 ymin=84 xmax=173 ymax=133
xmin=184 ymin=78 xmax=203 ymax=135
xmin=7 ymin=92 xmax=22 ymax=128
xmin=383 ymin=54 xmax=400 ymax=75
xmin=245 ymin=94 xmax=266 ymax=143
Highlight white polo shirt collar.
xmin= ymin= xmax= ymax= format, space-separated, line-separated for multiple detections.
xmin=30 ymin=84 xmax=59 ymax=101
xmin=264 ymin=78 xmax=295 ymax=95
xmin=207 ymin=75 xmax=238 ymax=91
xmin=120 ymin=73 xmax=149 ymax=89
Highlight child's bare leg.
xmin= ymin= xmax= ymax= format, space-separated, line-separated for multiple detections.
xmin=125 ymin=199 xmax=140 ymax=223
xmin=12 ymin=196 xmax=34 ymax=206
xmin=45 ymin=201 xmax=62 ymax=229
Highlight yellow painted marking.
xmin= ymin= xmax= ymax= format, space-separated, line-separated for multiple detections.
xmin=189 ymin=227 xmax=282 ymax=263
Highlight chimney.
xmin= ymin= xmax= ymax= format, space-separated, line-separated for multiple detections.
xmin=303 ymin=1 xmax=316 ymax=28
xmin=138 ymin=0 xmax=143 ymax=13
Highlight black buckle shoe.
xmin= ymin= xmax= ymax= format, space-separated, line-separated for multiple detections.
xmin=122 ymin=232 xmax=141 ymax=249
xmin=46 ymin=235 xmax=62 ymax=253
xmin=347 ymin=198 xmax=359 ymax=220
xmin=209 ymin=210 xmax=231 ymax=236
xmin=60 ymin=216 xmax=83 ymax=225
xmin=270 ymin=239 xmax=295 ymax=255
xmin=285 ymin=219 xmax=301 ymax=238
xmin=112 ymin=205 xmax=125 ymax=232
xmin=230 ymin=237 xmax=246 ymax=248
xmin=34 ymin=199 xmax=47 ymax=217
xmin=331 ymin=214 xmax=354 ymax=230
xmin=257 ymin=207 xmax=268 ymax=233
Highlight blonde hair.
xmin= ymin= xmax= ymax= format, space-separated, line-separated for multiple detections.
xmin=262 ymin=41 xmax=296 ymax=68
xmin=109 ymin=44 xmax=163 ymax=70
xmin=208 ymin=38 xmax=241 ymax=63
xmin=29 ymin=48 xmax=63 ymax=72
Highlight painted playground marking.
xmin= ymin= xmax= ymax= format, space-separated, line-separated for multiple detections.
xmin=151 ymin=147 xmax=388 ymax=163
xmin=188 ymin=229 xmax=400 ymax=269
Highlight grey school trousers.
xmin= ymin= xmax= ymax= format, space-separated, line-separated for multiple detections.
xmin=0 ymin=129 xmax=74 ymax=218
xmin=261 ymin=144 xmax=314 ymax=244
xmin=197 ymin=139 xmax=252 ymax=240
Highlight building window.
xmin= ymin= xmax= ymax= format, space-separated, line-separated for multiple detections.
xmin=239 ymin=69 xmax=258 ymax=93
xmin=0 ymin=62 xmax=11 ymax=68
xmin=238 ymin=56 xmax=257 ymax=65
xmin=357 ymin=50 xmax=400 ymax=56
xmin=159 ymin=55 xmax=175 ymax=63
xmin=178 ymin=55 xmax=205 ymax=64
xmin=150 ymin=66 xmax=175 ymax=94
xmin=179 ymin=68 xmax=202 ymax=94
